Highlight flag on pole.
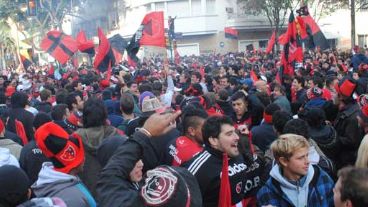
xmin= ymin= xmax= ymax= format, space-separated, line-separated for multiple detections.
xmin=40 ymin=30 xmax=78 ymax=64
xmin=126 ymin=11 xmax=166 ymax=65
xmin=76 ymin=30 xmax=95 ymax=56
xmin=297 ymin=6 xmax=329 ymax=50
xmin=265 ymin=30 xmax=276 ymax=54
xmin=225 ymin=27 xmax=238 ymax=39
xmin=93 ymin=28 xmax=115 ymax=74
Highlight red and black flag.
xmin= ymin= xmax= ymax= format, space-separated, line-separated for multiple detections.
xmin=76 ymin=30 xmax=95 ymax=56
xmin=20 ymin=50 xmax=33 ymax=70
xmin=93 ymin=28 xmax=115 ymax=74
xmin=126 ymin=11 xmax=166 ymax=64
xmin=297 ymin=6 xmax=329 ymax=50
xmin=224 ymin=27 xmax=238 ymax=39
xmin=40 ymin=30 xmax=78 ymax=65
xmin=108 ymin=34 xmax=128 ymax=63
xmin=265 ymin=30 xmax=276 ymax=54
xmin=280 ymin=11 xmax=305 ymax=77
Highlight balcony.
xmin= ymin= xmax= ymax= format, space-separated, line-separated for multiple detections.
xmin=175 ymin=15 xmax=220 ymax=36
xmin=227 ymin=14 xmax=287 ymax=31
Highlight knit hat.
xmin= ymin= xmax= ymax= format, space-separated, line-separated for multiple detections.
xmin=140 ymin=165 xmax=202 ymax=207
xmin=0 ymin=165 xmax=30 ymax=206
xmin=336 ymin=78 xmax=357 ymax=97
xmin=35 ymin=122 xmax=84 ymax=174
xmin=307 ymin=87 xmax=323 ymax=100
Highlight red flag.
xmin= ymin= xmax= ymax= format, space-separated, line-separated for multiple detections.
xmin=139 ymin=11 xmax=166 ymax=47
xmin=297 ymin=6 xmax=329 ymax=50
xmin=218 ymin=153 xmax=232 ymax=207
xmin=250 ymin=69 xmax=259 ymax=82
xmin=225 ymin=27 xmax=238 ymax=39
xmin=94 ymin=28 xmax=116 ymax=73
xmin=40 ymin=31 xmax=78 ymax=64
xmin=265 ymin=31 xmax=276 ymax=54
xmin=76 ymin=30 xmax=95 ymax=56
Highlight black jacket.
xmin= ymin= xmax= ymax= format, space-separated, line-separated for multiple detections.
xmin=97 ymin=131 xmax=160 ymax=206
xmin=309 ymin=124 xmax=339 ymax=162
xmin=182 ymin=146 xmax=264 ymax=207
xmin=334 ymin=103 xmax=364 ymax=170
xmin=7 ymin=108 xmax=35 ymax=141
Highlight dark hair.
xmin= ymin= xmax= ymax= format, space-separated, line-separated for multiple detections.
xmin=181 ymin=104 xmax=208 ymax=135
xmin=302 ymin=107 xmax=326 ymax=128
xmin=120 ymin=93 xmax=135 ymax=115
xmin=202 ymin=115 xmax=233 ymax=145
xmin=231 ymin=91 xmax=248 ymax=103
xmin=55 ymin=89 xmax=69 ymax=104
xmin=338 ymin=167 xmax=368 ymax=207
xmin=65 ymin=92 xmax=80 ymax=111
xmin=82 ymin=97 xmax=107 ymax=128
xmin=72 ymin=80 xmax=81 ymax=90
xmin=10 ymin=92 xmax=28 ymax=108
xmin=40 ymin=89 xmax=52 ymax=102
xmin=218 ymin=89 xmax=229 ymax=101
xmin=51 ymin=104 xmax=69 ymax=121
xmin=138 ymin=83 xmax=152 ymax=94
xmin=294 ymin=76 xmax=305 ymax=88
xmin=272 ymin=110 xmax=293 ymax=134
xmin=265 ymin=103 xmax=281 ymax=116
xmin=192 ymin=71 xmax=202 ymax=81
xmin=126 ymin=81 xmax=137 ymax=89
xmin=283 ymin=119 xmax=309 ymax=139
xmin=33 ymin=112 xmax=52 ymax=129
xmin=312 ymin=74 xmax=324 ymax=88
xmin=102 ymin=89 xmax=113 ymax=101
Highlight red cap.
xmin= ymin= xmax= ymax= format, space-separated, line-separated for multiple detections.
xmin=337 ymin=79 xmax=356 ymax=97
xmin=35 ymin=122 xmax=84 ymax=174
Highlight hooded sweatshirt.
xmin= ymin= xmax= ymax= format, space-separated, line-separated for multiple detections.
xmin=0 ymin=147 xmax=19 ymax=167
xmin=270 ymin=164 xmax=315 ymax=207
xmin=76 ymin=125 xmax=121 ymax=197
xmin=0 ymin=137 xmax=22 ymax=159
xmin=31 ymin=162 xmax=96 ymax=207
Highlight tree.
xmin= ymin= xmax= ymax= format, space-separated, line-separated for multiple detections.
xmin=237 ymin=0 xmax=293 ymax=51
xmin=0 ymin=0 xmax=87 ymax=67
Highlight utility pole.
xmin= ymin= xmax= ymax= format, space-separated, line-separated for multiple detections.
xmin=351 ymin=0 xmax=356 ymax=48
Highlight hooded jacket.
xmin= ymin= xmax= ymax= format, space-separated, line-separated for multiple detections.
xmin=257 ymin=164 xmax=334 ymax=207
xmin=0 ymin=147 xmax=19 ymax=167
xmin=0 ymin=137 xmax=22 ymax=159
xmin=76 ymin=125 xmax=122 ymax=197
xmin=31 ymin=162 xmax=96 ymax=207
xmin=309 ymin=125 xmax=339 ymax=161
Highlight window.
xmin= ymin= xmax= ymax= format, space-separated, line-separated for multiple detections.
xmin=259 ymin=40 xmax=268 ymax=49
xmin=191 ymin=0 xmax=201 ymax=16
xmin=155 ymin=2 xmax=165 ymax=12
xmin=167 ymin=0 xmax=189 ymax=17
xmin=206 ymin=0 xmax=216 ymax=15
xmin=358 ymin=34 xmax=368 ymax=47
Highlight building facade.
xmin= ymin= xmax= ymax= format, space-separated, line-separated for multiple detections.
xmin=119 ymin=0 xmax=279 ymax=56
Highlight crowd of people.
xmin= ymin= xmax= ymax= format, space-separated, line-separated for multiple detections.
xmin=0 ymin=47 xmax=368 ymax=207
